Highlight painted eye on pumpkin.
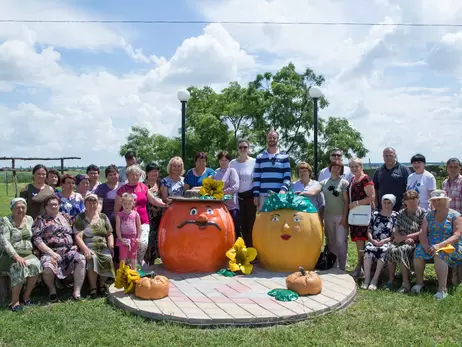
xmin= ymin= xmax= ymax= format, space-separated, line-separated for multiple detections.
xmin=293 ymin=215 xmax=303 ymax=223
xmin=190 ymin=208 xmax=198 ymax=215
xmin=271 ymin=215 xmax=280 ymax=222
xmin=206 ymin=208 xmax=213 ymax=215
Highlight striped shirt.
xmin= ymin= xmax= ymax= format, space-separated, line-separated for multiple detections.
xmin=252 ymin=150 xmax=291 ymax=197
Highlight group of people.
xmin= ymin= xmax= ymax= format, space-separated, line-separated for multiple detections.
xmin=1 ymin=131 xmax=461 ymax=312
xmin=246 ymin=131 xmax=461 ymax=300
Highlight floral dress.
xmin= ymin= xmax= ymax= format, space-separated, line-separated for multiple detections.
xmin=415 ymin=209 xmax=462 ymax=267
xmin=348 ymin=175 xmax=374 ymax=241
xmin=57 ymin=192 xmax=85 ymax=220
xmin=144 ymin=180 xmax=162 ymax=263
xmin=161 ymin=176 xmax=185 ymax=198
xmin=364 ymin=210 xmax=398 ymax=261
xmin=387 ymin=208 xmax=425 ymax=269
xmin=32 ymin=213 xmax=85 ymax=279
xmin=74 ymin=213 xmax=115 ymax=278
xmin=0 ymin=216 xmax=42 ymax=287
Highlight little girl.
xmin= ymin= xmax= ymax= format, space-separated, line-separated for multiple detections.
xmin=116 ymin=193 xmax=141 ymax=269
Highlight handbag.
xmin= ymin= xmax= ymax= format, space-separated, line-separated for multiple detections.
xmin=315 ymin=245 xmax=337 ymax=270
xmin=348 ymin=177 xmax=372 ymax=226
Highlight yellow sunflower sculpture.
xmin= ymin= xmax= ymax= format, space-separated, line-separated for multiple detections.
xmin=200 ymin=177 xmax=225 ymax=200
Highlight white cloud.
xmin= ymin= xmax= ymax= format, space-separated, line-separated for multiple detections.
xmin=2 ymin=0 xmax=462 ymax=168
xmin=142 ymin=23 xmax=255 ymax=90
xmin=197 ymin=0 xmax=462 ymax=162
xmin=0 ymin=6 xmax=257 ymax=166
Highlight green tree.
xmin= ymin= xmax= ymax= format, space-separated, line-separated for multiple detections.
xmin=120 ymin=63 xmax=368 ymax=173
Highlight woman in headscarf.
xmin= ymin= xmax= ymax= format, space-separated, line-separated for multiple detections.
xmin=362 ymin=194 xmax=398 ymax=290
xmin=0 ymin=198 xmax=42 ymax=311
xmin=412 ymin=190 xmax=462 ymax=300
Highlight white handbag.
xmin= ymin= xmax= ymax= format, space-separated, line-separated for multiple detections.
xmin=348 ymin=177 xmax=372 ymax=226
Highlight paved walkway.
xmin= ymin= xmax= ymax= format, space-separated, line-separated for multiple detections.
xmin=108 ymin=265 xmax=357 ymax=327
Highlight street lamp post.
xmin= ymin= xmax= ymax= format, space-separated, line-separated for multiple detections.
xmin=177 ymin=89 xmax=191 ymax=162
xmin=308 ymin=86 xmax=323 ymax=179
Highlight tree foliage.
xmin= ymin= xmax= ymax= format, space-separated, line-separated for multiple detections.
xmin=120 ymin=63 xmax=368 ymax=172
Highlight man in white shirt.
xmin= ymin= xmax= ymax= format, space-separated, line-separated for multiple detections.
xmin=318 ymin=148 xmax=353 ymax=182
xmin=407 ymin=153 xmax=436 ymax=210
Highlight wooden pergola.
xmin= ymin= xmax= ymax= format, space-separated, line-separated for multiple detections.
xmin=0 ymin=156 xmax=81 ymax=197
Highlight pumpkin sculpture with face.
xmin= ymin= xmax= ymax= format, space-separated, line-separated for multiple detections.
xmin=158 ymin=198 xmax=235 ymax=273
xmin=252 ymin=190 xmax=323 ymax=272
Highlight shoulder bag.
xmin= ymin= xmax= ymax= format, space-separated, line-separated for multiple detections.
xmin=348 ymin=176 xmax=372 ymax=226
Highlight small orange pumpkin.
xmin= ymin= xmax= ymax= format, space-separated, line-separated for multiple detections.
xmin=135 ymin=276 xmax=170 ymax=300
xmin=286 ymin=267 xmax=322 ymax=295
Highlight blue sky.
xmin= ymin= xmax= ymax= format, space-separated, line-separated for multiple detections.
xmin=1 ymin=0 xmax=462 ymax=168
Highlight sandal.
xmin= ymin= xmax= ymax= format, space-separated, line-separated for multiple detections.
xmin=49 ymin=293 xmax=58 ymax=303
xmin=99 ymin=285 xmax=108 ymax=297
xmin=368 ymin=284 xmax=377 ymax=291
xmin=397 ymin=286 xmax=410 ymax=294
xmin=360 ymin=282 xmax=369 ymax=290
xmin=8 ymin=304 xmax=23 ymax=312
xmin=411 ymin=284 xmax=425 ymax=294
xmin=72 ymin=295 xmax=85 ymax=302
xmin=89 ymin=288 xmax=98 ymax=299
xmin=384 ymin=282 xmax=393 ymax=291
xmin=23 ymin=300 xmax=36 ymax=306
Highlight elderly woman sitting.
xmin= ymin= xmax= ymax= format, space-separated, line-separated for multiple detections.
xmin=74 ymin=194 xmax=115 ymax=298
xmin=32 ymin=195 xmax=86 ymax=301
xmin=362 ymin=194 xmax=398 ymax=290
xmin=0 ymin=198 xmax=42 ymax=311
xmin=387 ymin=190 xmax=425 ymax=292
xmin=412 ymin=190 xmax=462 ymax=300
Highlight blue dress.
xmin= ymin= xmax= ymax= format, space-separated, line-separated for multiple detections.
xmin=415 ymin=209 xmax=462 ymax=267
xmin=57 ymin=193 xmax=85 ymax=220
xmin=184 ymin=168 xmax=215 ymax=188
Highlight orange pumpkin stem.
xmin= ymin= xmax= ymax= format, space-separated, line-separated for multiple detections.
xmin=299 ymin=266 xmax=306 ymax=276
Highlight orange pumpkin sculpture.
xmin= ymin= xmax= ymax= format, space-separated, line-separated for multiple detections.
xmin=253 ymin=190 xmax=323 ymax=272
xmin=286 ymin=267 xmax=322 ymax=295
xmin=135 ymin=276 xmax=170 ymax=300
xmin=158 ymin=198 xmax=235 ymax=273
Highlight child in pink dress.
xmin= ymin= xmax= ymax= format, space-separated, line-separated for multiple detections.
xmin=115 ymin=193 xmax=141 ymax=269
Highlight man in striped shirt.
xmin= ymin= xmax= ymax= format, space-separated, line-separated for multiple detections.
xmin=252 ymin=130 xmax=291 ymax=210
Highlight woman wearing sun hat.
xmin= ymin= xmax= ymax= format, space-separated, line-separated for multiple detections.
xmin=412 ymin=190 xmax=462 ymax=300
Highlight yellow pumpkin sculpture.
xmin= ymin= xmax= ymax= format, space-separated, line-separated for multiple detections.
xmin=135 ymin=276 xmax=170 ymax=300
xmin=253 ymin=190 xmax=323 ymax=272
xmin=286 ymin=266 xmax=322 ymax=295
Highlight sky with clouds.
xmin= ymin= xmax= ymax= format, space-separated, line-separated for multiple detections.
xmin=1 ymin=0 xmax=461 ymax=168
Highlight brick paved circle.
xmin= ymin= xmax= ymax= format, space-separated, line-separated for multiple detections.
xmin=108 ymin=265 xmax=357 ymax=327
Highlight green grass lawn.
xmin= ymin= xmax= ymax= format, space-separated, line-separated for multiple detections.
xmin=0 ymin=183 xmax=461 ymax=346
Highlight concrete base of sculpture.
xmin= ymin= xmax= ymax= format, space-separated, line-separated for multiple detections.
xmin=108 ymin=264 xmax=356 ymax=327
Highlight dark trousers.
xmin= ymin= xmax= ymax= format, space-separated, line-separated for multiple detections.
xmin=229 ymin=208 xmax=241 ymax=240
xmin=237 ymin=190 xmax=257 ymax=247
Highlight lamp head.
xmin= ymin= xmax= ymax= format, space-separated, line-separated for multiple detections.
xmin=308 ymin=86 xmax=323 ymax=99
xmin=177 ymin=89 xmax=191 ymax=102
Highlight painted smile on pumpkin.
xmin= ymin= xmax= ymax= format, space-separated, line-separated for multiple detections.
xmin=177 ymin=220 xmax=222 ymax=231
xmin=280 ymin=234 xmax=291 ymax=241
